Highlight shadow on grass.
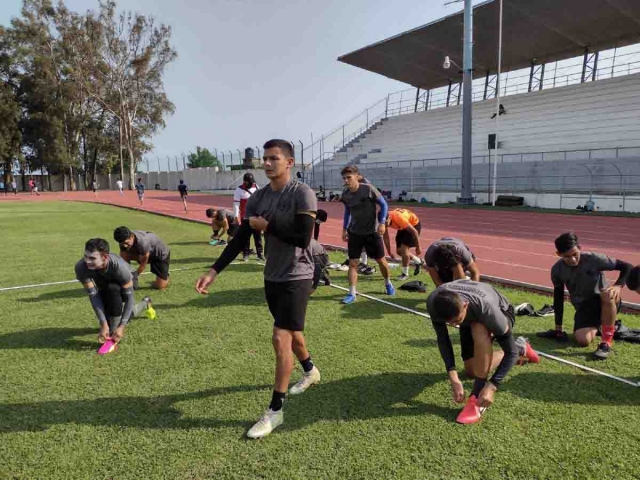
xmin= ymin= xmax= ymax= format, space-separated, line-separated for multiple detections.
xmin=154 ymin=287 xmax=267 ymax=310
xmin=403 ymin=338 xmax=440 ymax=349
xmin=17 ymin=288 xmax=87 ymax=303
xmin=506 ymin=372 xmax=640 ymax=405
xmin=0 ymin=327 xmax=97 ymax=351
xmin=0 ymin=373 xmax=452 ymax=433
xmin=170 ymin=241 xmax=210 ymax=246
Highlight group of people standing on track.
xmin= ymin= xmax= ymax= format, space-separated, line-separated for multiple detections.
xmin=74 ymin=139 xmax=640 ymax=439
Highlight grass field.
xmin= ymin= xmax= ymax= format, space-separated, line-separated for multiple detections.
xmin=1 ymin=201 xmax=640 ymax=480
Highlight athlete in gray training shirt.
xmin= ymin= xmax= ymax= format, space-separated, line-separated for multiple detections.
xmin=427 ymin=280 xmax=538 ymax=420
xmin=75 ymin=238 xmax=150 ymax=346
xmin=114 ymin=227 xmax=171 ymax=290
xmin=196 ymin=139 xmax=321 ymax=440
xmin=424 ymin=237 xmax=479 ymax=286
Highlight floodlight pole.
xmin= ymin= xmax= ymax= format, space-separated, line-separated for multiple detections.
xmin=459 ymin=0 xmax=474 ymax=204
xmin=491 ymin=0 xmax=503 ymax=206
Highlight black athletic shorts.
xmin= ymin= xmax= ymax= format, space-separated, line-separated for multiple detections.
xmin=460 ymin=305 xmax=515 ymax=361
xmin=347 ymin=232 xmax=385 ymax=260
xmin=573 ymin=296 xmax=621 ymax=331
xmin=395 ymin=222 xmax=421 ymax=249
xmin=264 ymin=279 xmax=313 ymax=331
xmin=227 ymin=223 xmax=240 ymax=238
xmin=150 ymin=253 xmax=170 ymax=280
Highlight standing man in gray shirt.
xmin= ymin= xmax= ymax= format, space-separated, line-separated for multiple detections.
xmin=195 ymin=139 xmax=320 ymax=439
xmin=113 ymin=227 xmax=171 ymax=290
xmin=75 ymin=238 xmax=153 ymax=351
xmin=427 ymin=280 xmax=539 ymax=424
xmin=340 ymin=165 xmax=394 ymax=305
xmin=539 ymin=232 xmax=631 ymax=360
xmin=424 ymin=237 xmax=480 ymax=286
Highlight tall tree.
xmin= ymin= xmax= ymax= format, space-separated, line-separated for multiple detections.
xmin=187 ymin=147 xmax=221 ymax=169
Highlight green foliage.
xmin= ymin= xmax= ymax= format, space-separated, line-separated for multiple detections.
xmin=187 ymin=147 xmax=221 ymax=169
xmin=2 ymin=201 xmax=640 ymax=479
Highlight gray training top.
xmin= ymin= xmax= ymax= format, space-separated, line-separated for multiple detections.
xmin=424 ymin=237 xmax=474 ymax=268
xmin=129 ymin=230 xmax=170 ymax=260
xmin=245 ymin=179 xmax=318 ymax=283
xmin=551 ymin=252 xmax=616 ymax=306
xmin=341 ymin=183 xmax=383 ymax=235
xmin=426 ymin=280 xmax=512 ymax=335
xmin=75 ymin=254 xmax=133 ymax=287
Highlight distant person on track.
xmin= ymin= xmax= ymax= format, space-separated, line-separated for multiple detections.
xmin=538 ymin=232 xmax=632 ymax=360
xmin=135 ymin=178 xmax=145 ymax=208
xmin=116 ymin=178 xmax=124 ymax=196
xmin=32 ymin=181 xmax=40 ymax=196
xmin=28 ymin=178 xmax=35 ymax=195
xmin=11 ymin=179 xmax=17 ymax=195
xmin=340 ymin=165 xmax=394 ymax=304
xmin=383 ymin=208 xmax=424 ymax=281
xmin=114 ymin=226 xmax=171 ymax=290
xmin=0 ymin=179 xmax=5 ymax=195
xmin=425 ymin=237 xmax=479 ymax=287
xmin=234 ymin=172 xmax=264 ymax=261
xmin=427 ymin=280 xmax=539 ymax=425
xmin=205 ymin=208 xmax=238 ymax=245
xmin=92 ymin=180 xmax=99 ymax=197
xmin=75 ymin=238 xmax=154 ymax=349
xmin=178 ymin=179 xmax=188 ymax=212
xmin=196 ymin=139 xmax=320 ymax=439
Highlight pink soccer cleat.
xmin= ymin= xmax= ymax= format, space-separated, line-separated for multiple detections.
xmin=456 ymin=395 xmax=485 ymax=425
xmin=97 ymin=340 xmax=117 ymax=355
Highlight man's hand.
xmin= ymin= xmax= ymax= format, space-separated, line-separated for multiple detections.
xmin=98 ymin=323 xmax=109 ymax=343
xmin=605 ymin=285 xmax=623 ymax=304
xmin=111 ymin=325 xmax=125 ymax=343
xmin=377 ymin=224 xmax=386 ymax=236
xmin=477 ymin=383 xmax=497 ymax=408
xmin=415 ymin=246 xmax=422 ymax=256
xmin=450 ymin=379 xmax=465 ymax=403
xmin=342 ymin=229 xmax=349 ymax=242
xmin=249 ymin=216 xmax=269 ymax=232
xmin=196 ymin=269 xmax=217 ymax=294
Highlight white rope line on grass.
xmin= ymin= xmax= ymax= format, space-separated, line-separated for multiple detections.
xmin=0 ymin=262 xmax=262 ymax=293
xmin=329 ymin=283 xmax=431 ymax=319
xmin=535 ymin=351 xmax=640 ymax=387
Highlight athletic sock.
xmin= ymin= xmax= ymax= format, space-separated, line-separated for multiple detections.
xmin=411 ymin=255 xmax=421 ymax=264
xmin=300 ymin=356 xmax=314 ymax=373
xmin=384 ymin=277 xmax=392 ymax=286
xmin=471 ymin=378 xmax=487 ymax=397
xmin=269 ymin=390 xmax=286 ymax=411
xmin=132 ymin=299 xmax=149 ymax=317
xmin=361 ymin=253 xmax=368 ymax=265
xmin=601 ymin=324 xmax=615 ymax=346
xmin=402 ymin=267 xmax=409 ymax=275
xmin=349 ymin=285 xmax=356 ymax=296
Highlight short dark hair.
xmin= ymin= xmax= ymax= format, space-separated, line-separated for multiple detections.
xmin=555 ymin=232 xmax=580 ymax=253
xmin=433 ymin=245 xmax=462 ymax=270
xmin=85 ymin=238 xmax=110 ymax=254
xmin=626 ymin=266 xmax=640 ymax=291
xmin=137 ymin=178 xmax=142 ymax=182
xmin=243 ymin=172 xmax=255 ymax=184
xmin=179 ymin=179 xmax=184 ymax=184
xmin=205 ymin=208 xmax=215 ymax=218
xmin=113 ymin=226 xmax=133 ymax=243
xmin=431 ymin=290 xmax=465 ymax=322
xmin=263 ymin=139 xmax=294 ymax=158
xmin=316 ymin=209 xmax=328 ymax=223
xmin=341 ymin=165 xmax=359 ymax=176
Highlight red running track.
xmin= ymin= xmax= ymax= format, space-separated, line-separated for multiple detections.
xmin=4 ymin=190 xmax=640 ymax=302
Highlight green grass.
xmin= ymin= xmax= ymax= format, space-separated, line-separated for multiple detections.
xmin=1 ymin=201 xmax=640 ymax=479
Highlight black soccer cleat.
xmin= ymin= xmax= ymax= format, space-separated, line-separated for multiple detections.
xmin=536 ymin=329 xmax=569 ymax=342
xmin=593 ymin=342 xmax=611 ymax=360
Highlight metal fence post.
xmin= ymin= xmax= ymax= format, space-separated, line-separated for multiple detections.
xmin=410 ymin=164 xmax=414 ymax=193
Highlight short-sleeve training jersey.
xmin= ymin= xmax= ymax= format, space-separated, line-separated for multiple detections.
xmin=75 ymin=254 xmax=132 ymax=288
xmin=178 ymin=183 xmax=188 ymax=195
xmin=425 ymin=237 xmax=474 ymax=268
xmin=388 ymin=208 xmax=420 ymax=230
xmin=129 ymin=230 xmax=170 ymax=261
xmin=341 ymin=183 xmax=383 ymax=235
xmin=245 ymin=180 xmax=317 ymax=282
xmin=551 ymin=252 xmax=616 ymax=306
xmin=426 ymin=280 xmax=512 ymax=335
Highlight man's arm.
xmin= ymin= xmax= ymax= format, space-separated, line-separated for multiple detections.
xmin=136 ymin=252 xmax=150 ymax=275
xmin=265 ymin=213 xmax=315 ymax=249
xmin=220 ymin=219 xmax=229 ymax=238
xmin=81 ymin=280 xmax=107 ymax=324
xmin=342 ymin=205 xmax=351 ymax=230
xmin=383 ymin=229 xmax=394 ymax=258
xmin=612 ymin=259 xmax=632 ymax=286
xmin=120 ymin=280 xmax=135 ymax=325
xmin=376 ymin=195 xmax=389 ymax=225
xmin=211 ymin=220 xmax=253 ymax=274
xmin=466 ymin=261 xmax=480 ymax=282
xmin=553 ymin=285 xmax=565 ymax=330
xmin=405 ymin=224 xmax=422 ymax=255
xmin=433 ymin=322 xmax=457 ymax=373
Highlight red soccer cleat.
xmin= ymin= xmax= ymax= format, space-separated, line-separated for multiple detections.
xmin=516 ymin=336 xmax=540 ymax=364
xmin=456 ymin=395 xmax=485 ymax=425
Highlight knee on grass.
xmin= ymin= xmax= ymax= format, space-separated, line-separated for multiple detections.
xmin=574 ymin=330 xmax=595 ymax=347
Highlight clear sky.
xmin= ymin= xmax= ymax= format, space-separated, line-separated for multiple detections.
xmin=1 ymin=0 xmax=474 ymax=162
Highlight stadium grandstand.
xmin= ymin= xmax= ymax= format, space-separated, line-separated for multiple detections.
xmin=308 ymin=0 xmax=640 ymax=211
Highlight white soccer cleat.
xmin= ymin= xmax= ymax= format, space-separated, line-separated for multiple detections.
xmin=246 ymin=409 xmax=284 ymax=439
xmin=289 ymin=366 xmax=321 ymax=395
